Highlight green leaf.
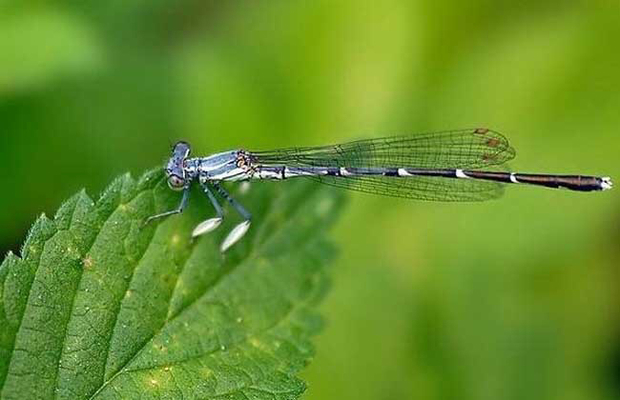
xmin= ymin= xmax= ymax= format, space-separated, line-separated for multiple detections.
xmin=0 ymin=169 xmax=344 ymax=399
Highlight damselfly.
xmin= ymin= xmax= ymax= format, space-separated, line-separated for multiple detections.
xmin=146 ymin=128 xmax=612 ymax=252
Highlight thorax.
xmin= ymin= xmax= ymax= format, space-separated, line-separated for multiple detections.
xmin=186 ymin=150 xmax=251 ymax=182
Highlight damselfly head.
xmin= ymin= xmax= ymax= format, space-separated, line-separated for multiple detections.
xmin=166 ymin=141 xmax=191 ymax=191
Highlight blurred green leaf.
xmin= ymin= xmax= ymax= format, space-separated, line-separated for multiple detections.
xmin=0 ymin=169 xmax=344 ymax=399
xmin=0 ymin=9 xmax=103 ymax=94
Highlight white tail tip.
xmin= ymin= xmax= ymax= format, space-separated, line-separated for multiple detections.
xmin=192 ymin=217 xmax=223 ymax=237
xmin=220 ymin=220 xmax=251 ymax=252
xmin=601 ymin=177 xmax=613 ymax=191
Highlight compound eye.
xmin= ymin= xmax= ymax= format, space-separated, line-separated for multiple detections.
xmin=167 ymin=175 xmax=185 ymax=191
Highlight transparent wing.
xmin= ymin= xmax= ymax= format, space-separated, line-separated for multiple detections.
xmin=251 ymin=128 xmax=515 ymax=202
xmin=308 ymin=174 xmax=505 ymax=202
xmin=252 ymin=128 xmax=516 ymax=170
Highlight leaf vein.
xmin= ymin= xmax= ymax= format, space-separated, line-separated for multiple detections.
xmin=100 ymin=196 xmax=159 ymax=380
xmin=89 ymin=188 xmax=298 ymax=398
xmin=53 ymin=190 xmax=137 ymax=399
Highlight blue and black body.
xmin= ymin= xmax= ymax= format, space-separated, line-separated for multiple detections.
xmin=146 ymin=128 xmax=612 ymax=251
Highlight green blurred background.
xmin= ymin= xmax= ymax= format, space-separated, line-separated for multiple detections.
xmin=1 ymin=1 xmax=619 ymax=399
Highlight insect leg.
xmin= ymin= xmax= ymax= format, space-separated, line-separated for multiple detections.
xmin=192 ymin=182 xmax=225 ymax=238
xmin=144 ymin=186 xmax=190 ymax=225
xmin=213 ymin=182 xmax=252 ymax=252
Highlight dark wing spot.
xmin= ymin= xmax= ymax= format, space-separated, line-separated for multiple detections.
xmin=486 ymin=138 xmax=501 ymax=148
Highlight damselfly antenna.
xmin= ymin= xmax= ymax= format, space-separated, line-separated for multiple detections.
xmin=145 ymin=128 xmax=612 ymax=252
